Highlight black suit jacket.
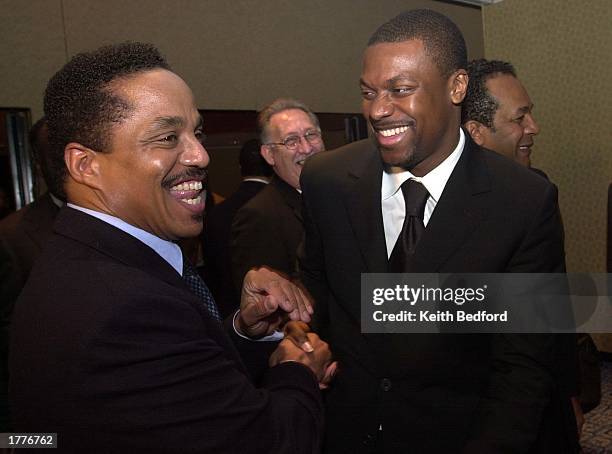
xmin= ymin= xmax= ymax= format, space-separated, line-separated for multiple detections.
xmin=9 ymin=207 xmax=323 ymax=453
xmin=231 ymin=176 xmax=303 ymax=294
xmin=203 ymin=180 xmax=267 ymax=317
xmin=0 ymin=193 xmax=60 ymax=324
xmin=0 ymin=192 xmax=60 ymax=431
xmin=300 ymin=135 xmax=568 ymax=453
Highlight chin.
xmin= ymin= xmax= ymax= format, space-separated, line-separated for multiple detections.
xmin=176 ymin=219 xmax=204 ymax=240
xmin=379 ymin=146 xmax=408 ymax=164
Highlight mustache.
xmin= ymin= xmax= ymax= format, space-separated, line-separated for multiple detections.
xmin=162 ymin=168 xmax=207 ymax=189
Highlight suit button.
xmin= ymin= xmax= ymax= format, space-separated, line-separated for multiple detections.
xmin=380 ymin=378 xmax=392 ymax=392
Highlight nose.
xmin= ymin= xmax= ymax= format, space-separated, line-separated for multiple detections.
xmin=368 ymin=93 xmax=394 ymax=121
xmin=296 ymin=135 xmax=315 ymax=155
xmin=524 ymin=113 xmax=540 ymax=136
xmin=180 ymin=136 xmax=210 ymax=168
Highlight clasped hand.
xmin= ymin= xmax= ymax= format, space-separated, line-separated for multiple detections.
xmin=236 ymin=268 xmax=337 ymax=389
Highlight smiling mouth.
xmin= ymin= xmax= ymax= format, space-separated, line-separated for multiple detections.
xmin=518 ymin=144 xmax=533 ymax=153
xmin=378 ymin=125 xmax=411 ymax=137
xmin=296 ymin=154 xmax=315 ymax=166
xmin=169 ymin=180 xmax=204 ymax=206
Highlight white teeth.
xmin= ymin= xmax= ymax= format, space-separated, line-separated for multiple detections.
xmin=171 ymin=181 xmax=203 ymax=191
xmin=180 ymin=196 xmax=202 ymax=205
xmin=379 ymin=126 xmax=409 ymax=137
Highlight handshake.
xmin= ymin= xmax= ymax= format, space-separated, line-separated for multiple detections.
xmin=235 ymin=267 xmax=337 ymax=389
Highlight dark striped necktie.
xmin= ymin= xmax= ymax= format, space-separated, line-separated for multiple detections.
xmin=388 ymin=179 xmax=430 ymax=272
xmin=182 ymin=260 xmax=222 ymax=322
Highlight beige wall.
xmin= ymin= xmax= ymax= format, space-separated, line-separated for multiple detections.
xmin=483 ymin=0 xmax=611 ymax=274
xmin=0 ymin=0 xmax=483 ymax=120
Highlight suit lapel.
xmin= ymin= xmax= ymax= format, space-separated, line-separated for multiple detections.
xmin=409 ymin=136 xmax=492 ymax=272
xmin=271 ymin=176 xmax=303 ymax=223
xmin=344 ymin=140 xmax=389 ymax=273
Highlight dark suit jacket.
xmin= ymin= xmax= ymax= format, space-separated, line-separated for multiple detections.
xmin=9 ymin=207 xmax=323 ymax=453
xmin=231 ymin=176 xmax=303 ymax=295
xmin=203 ymin=180 xmax=267 ymax=317
xmin=0 ymin=193 xmax=60 ymax=326
xmin=0 ymin=192 xmax=60 ymax=431
xmin=300 ymin=135 xmax=568 ymax=453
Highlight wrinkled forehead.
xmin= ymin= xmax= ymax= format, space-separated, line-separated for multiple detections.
xmin=269 ymin=109 xmax=318 ymax=138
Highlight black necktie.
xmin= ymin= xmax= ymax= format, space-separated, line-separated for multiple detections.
xmin=182 ymin=260 xmax=222 ymax=321
xmin=388 ymin=179 xmax=430 ymax=272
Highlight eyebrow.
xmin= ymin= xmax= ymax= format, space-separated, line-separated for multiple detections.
xmin=146 ymin=115 xmax=203 ymax=133
xmin=359 ymin=74 xmax=415 ymax=88
xmin=514 ymin=103 xmax=534 ymax=116
xmin=149 ymin=116 xmax=186 ymax=130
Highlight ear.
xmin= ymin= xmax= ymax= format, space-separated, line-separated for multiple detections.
xmin=64 ymin=142 xmax=103 ymax=189
xmin=464 ymin=120 xmax=486 ymax=146
xmin=450 ymin=69 xmax=468 ymax=105
xmin=260 ymin=145 xmax=275 ymax=167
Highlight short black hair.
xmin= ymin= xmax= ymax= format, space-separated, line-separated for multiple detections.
xmin=368 ymin=9 xmax=467 ymax=77
xmin=462 ymin=59 xmax=516 ymax=128
xmin=43 ymin=42 xmax=170 ymax=198
xmin=239 ymin=139 xmax=272 ymax=178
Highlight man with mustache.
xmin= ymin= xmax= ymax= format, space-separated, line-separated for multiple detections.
xmin=9 ymin=42 xmax=334 ymax=452
xmin=463 ymin=58 xmax=584 ymax=450
xmin=462 ymin=59 xmax=540 ymax=168
xmin=231 ymin=98 xmax=324 ymax=300
xmin=300 ymin=9 xmax=568 ymax=453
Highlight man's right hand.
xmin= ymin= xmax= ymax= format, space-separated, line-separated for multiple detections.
xmin=237 ymin=267 xmax=313 ymax=338
xmin=269 ymin=333 xmax=336 ymax=388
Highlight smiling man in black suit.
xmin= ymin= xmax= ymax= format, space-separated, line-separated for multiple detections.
xmin=300 ymin=9 xmax=566 ymax=453
xmin=9 ymin=42 xmax=334 ymax=453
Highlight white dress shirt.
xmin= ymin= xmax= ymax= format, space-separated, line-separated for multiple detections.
xmin=381 ymin=129 xmax=465 ymax=257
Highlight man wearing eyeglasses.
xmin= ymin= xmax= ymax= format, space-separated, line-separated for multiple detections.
xmin=231 ymin=98 xmax=324 ymax=301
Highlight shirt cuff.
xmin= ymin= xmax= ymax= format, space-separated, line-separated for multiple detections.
xmin=232 ymin=309 xmax=285 ymax=342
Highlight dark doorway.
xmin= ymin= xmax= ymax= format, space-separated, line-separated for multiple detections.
xmin=0 ymin=108 xmax=32 ymax=219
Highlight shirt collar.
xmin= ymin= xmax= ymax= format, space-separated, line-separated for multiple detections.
xmin=67 ymin=203 xmax=184 ymax=275
xmin=381 ymin=128 xmax=465 ymax=202
xmin=242 ymin=177 xmax=270 ymax=184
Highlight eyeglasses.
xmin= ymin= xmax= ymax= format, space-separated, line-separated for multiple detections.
xmin=265 ymin=131 xmax=322 ymax=150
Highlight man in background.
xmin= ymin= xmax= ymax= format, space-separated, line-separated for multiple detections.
xmin=203 ymin=138 xmax=272 ymax=317
xmin=231 ymin=98 xmax=324 ymax=293
xmin=462 ymin=57 xmax=584 ymax=447
xmin=462 ymin=58 xmax=540 ymax=168
xmin=0 ymin=117 xmax=63 ymax=430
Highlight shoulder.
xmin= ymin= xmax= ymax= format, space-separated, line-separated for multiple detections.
xmin=233 ymin=184 xmax=286 ymax=233
xmin=0 ymin=207 xmax=27 ymax=237
xmin=462 ymin=148 xmax=560 ymax=238
xmin=240 ymin=183 xmax=283 ymax=213
xmin=301 ymin=139 xmax=379 ymax=195
xmin=303 ymin=139 xmax=374 ymax=177
xmin=470 ymin=145 xmax=556 ymax=201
